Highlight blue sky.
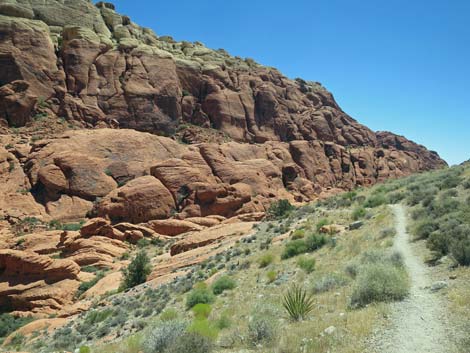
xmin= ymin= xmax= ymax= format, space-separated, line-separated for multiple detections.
xmin=111 ymin=0 xmax=469 ymax=165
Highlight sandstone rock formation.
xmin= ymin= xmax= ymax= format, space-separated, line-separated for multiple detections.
xmin=0 ymin=249 xmax=80 ymax=314
xmin=0 ymin=0 xmax=448 ymax=320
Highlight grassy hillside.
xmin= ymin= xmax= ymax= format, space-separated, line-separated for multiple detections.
xmin=5 ymin=164 xmax=470 ymax=353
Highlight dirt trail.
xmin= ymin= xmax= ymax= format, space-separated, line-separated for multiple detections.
xmin=368 ymin=204 xmax=454 ymax=353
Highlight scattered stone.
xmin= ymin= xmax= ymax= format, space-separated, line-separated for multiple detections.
xmin=430 ymin=281 xmax=448 ymax=292
xmin=324 ymin=326 xmax=337 ymax=335
xmin=349 ymin=221 xmax=364 ymax=230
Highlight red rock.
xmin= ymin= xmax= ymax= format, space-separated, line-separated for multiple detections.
xmin=96 ymin=176 xmax=175 ymax=223
xmin=147 ymin=219 xmax=204 ymax=236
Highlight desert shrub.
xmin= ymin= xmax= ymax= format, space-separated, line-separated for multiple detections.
xmin=316 ymin=218 xmax=329 ymax=231
xmin=212 ymin=276 xmax=236 ymax=295
xmin=76 ymin=271 xmax=105 ymax=297
xmin=281 ymin=234 xmax=326 ymax=259
xmin=291 ymin=229 xmax=305 ymax=239
xmin=186 ymin=283 xmax=215 ymax=309
xmin=282 ymin=285 xmax=315 ymax=321
xmin=266 ymin=199 xmax=294 ymax=219
xmin=352 ymin=207 xmax=366 ymax=220
xmin=0 ymin=314 xmax=33 ymax=341
xmin=450 ymin=236 xmax=470 ymax=266
xmin=438 ymin=174 xmax=462 ymax=190
xmin=281 ymin=239 xmax=308 ymax=259
xmin=166 ymin=331 xmax=214 ymax=353
xmin=120 ymin=251 xmax=151 ymax=290
xmin=297 ymin=256 xmax=316 ymax=273
xmin=215 ymin=314 xmax=231 ymax=330
xmin=248 ymin=314 xmax=278 ymax=345
xmin=266 ymin=270 xmax=277 ymax=283
xmin=160 ymin=308 xmax=178 ymax=322
xmin=312 ymin=273 xmax=347 ymax=293
xmin=427 ymin=231 xmax=450 ymax=256
xmin=350 ymin=263 xmax=409 ymax=308
xmin=258 ymin=253 xmax=274 ymax=268
xmin=344 ymin=261 xmax=359 ymax=278
xmin=304 ymin=233 xmax=327 ymax=251
xmin=142 ymin=320 xmax=187 ymax=353
xmin=188 ymin=318 xmax=219 ymax=340
xmin=192 ymin=304 xmax=211 ymax=320
xmin=379 ymin=227 xmax=396 ymax=239
xmin=364 ymin=194 xmax=388 ymax=208
xmin=413 ymin=219 xmax=439 ymax=240
xmin=388 ymin=191 xmax=406 ymax=204
xmin=463 ymin=179 xmax=470 ymax=189
xmin=84 ymin=309 xmax=113 ymax=325
xmin=79 ymin=346 xmax=91 ymax=353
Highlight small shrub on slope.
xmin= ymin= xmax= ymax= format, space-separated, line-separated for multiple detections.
xmin=212 ymin=276 xmax=236 ymax=295
xmin=266 ymin=199 xmax=294 ymax=219
xmin=350 ymin=255 xmax=409 ymax=308
xmin=282 ymin=285 xmax=315 ymax=321
xmin=186 ymin=283 xmax=215 ymax=309
xmin=120 ymin=251 xmax=151 ymax=290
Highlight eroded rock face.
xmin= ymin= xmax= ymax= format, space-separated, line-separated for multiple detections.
xmin=21 ymin=128 xmax=446 ymax=222
xmin=0 ymin=249 xmax=80 ymax=314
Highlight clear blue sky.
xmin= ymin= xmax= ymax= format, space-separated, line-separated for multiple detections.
xmin=111 ymin=0 xmax=469 ymax=165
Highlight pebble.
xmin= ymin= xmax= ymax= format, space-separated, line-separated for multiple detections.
xmin=324 ymin=326 xmax=337 ymax=335
xmin=430 ymin=281 xmax=448 ymax=292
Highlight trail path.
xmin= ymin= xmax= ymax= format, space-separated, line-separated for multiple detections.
xmin=368 ymin=204 xmax=453 ymax=353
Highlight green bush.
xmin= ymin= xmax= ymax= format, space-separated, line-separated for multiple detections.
xmin=281 ymin=234 xmax=327 ymax=259
xmin=188 ymin=318 xmax=219 ymax=340
xmin=266 ymin=270 xmax=277 ymax=283
xmin=291 ymin=229 xmax=305 ymax=239
xmin=282 ymin=285 xmax=315 ymax=321
xmin=120 ymin=251 xmax=151 ymax=290
xmin=350 ymin=263 xmax=409 ymax=308
xmin=212 ymin=276 xmax=236 ymax=295
xmin=297 ymin=256 xmax=316 ymax=273
xmin=258 ymin=253 xmax=274 ymax=268
xmin=304 ymin=233 xmax=327 ymax=251
xmin=160 ymin=309 xmax=178 ymax=322
xmin=364 ymin=194 xmax=388 ymax=208
xmin=186 ymin=283 xmax=215 ymax=309
xmin=266 ymin=199 xmax=295 ymax=219
xmin=0 ymin=314 xmax=33 ymax=341
xmin=388 ymin=191 xmax=406 ymax=204
xmin=352 ymin=207 xmax=366 ymax=220
xmin=450 ymin=235 xmax=470 ymax=266
xmin=281 ymin=239 xmax=308 ymax=259
xmin=192 ymin=304 xmax=212 ymax=319
xmin=76 ymin=271 xmax=105 ymax=297
xmin=215 ymin=314 xmax=231 ymax=330
xmin=316 ymin=218 xmax=329 ymax=231
xmin=413 ymin=219 xmax=439 ymax=240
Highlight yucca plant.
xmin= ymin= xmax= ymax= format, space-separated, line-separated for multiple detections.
xmin=282 ymin=285 xmax=315 ymax=321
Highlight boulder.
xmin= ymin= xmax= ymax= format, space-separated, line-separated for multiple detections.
xmin=96 ymin=176 xmax=175 ymax=223
xmin=0 ymin=250 xmax=80 ymax=314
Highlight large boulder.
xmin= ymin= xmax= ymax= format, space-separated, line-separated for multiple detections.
xmin=0 ymin=249 xmax=80 ymax=314
xmin=96 ymin=176 xmax=176 ymax=223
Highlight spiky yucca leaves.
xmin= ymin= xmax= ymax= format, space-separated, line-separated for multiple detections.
xmin=282 ymin=285 xmax=315 ymax=321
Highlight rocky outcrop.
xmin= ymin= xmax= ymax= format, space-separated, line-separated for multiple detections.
xmin=21 ymin=127 xmax=445 ymax=222
xmin=0 ymin=249 xmax=80 ymax=314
